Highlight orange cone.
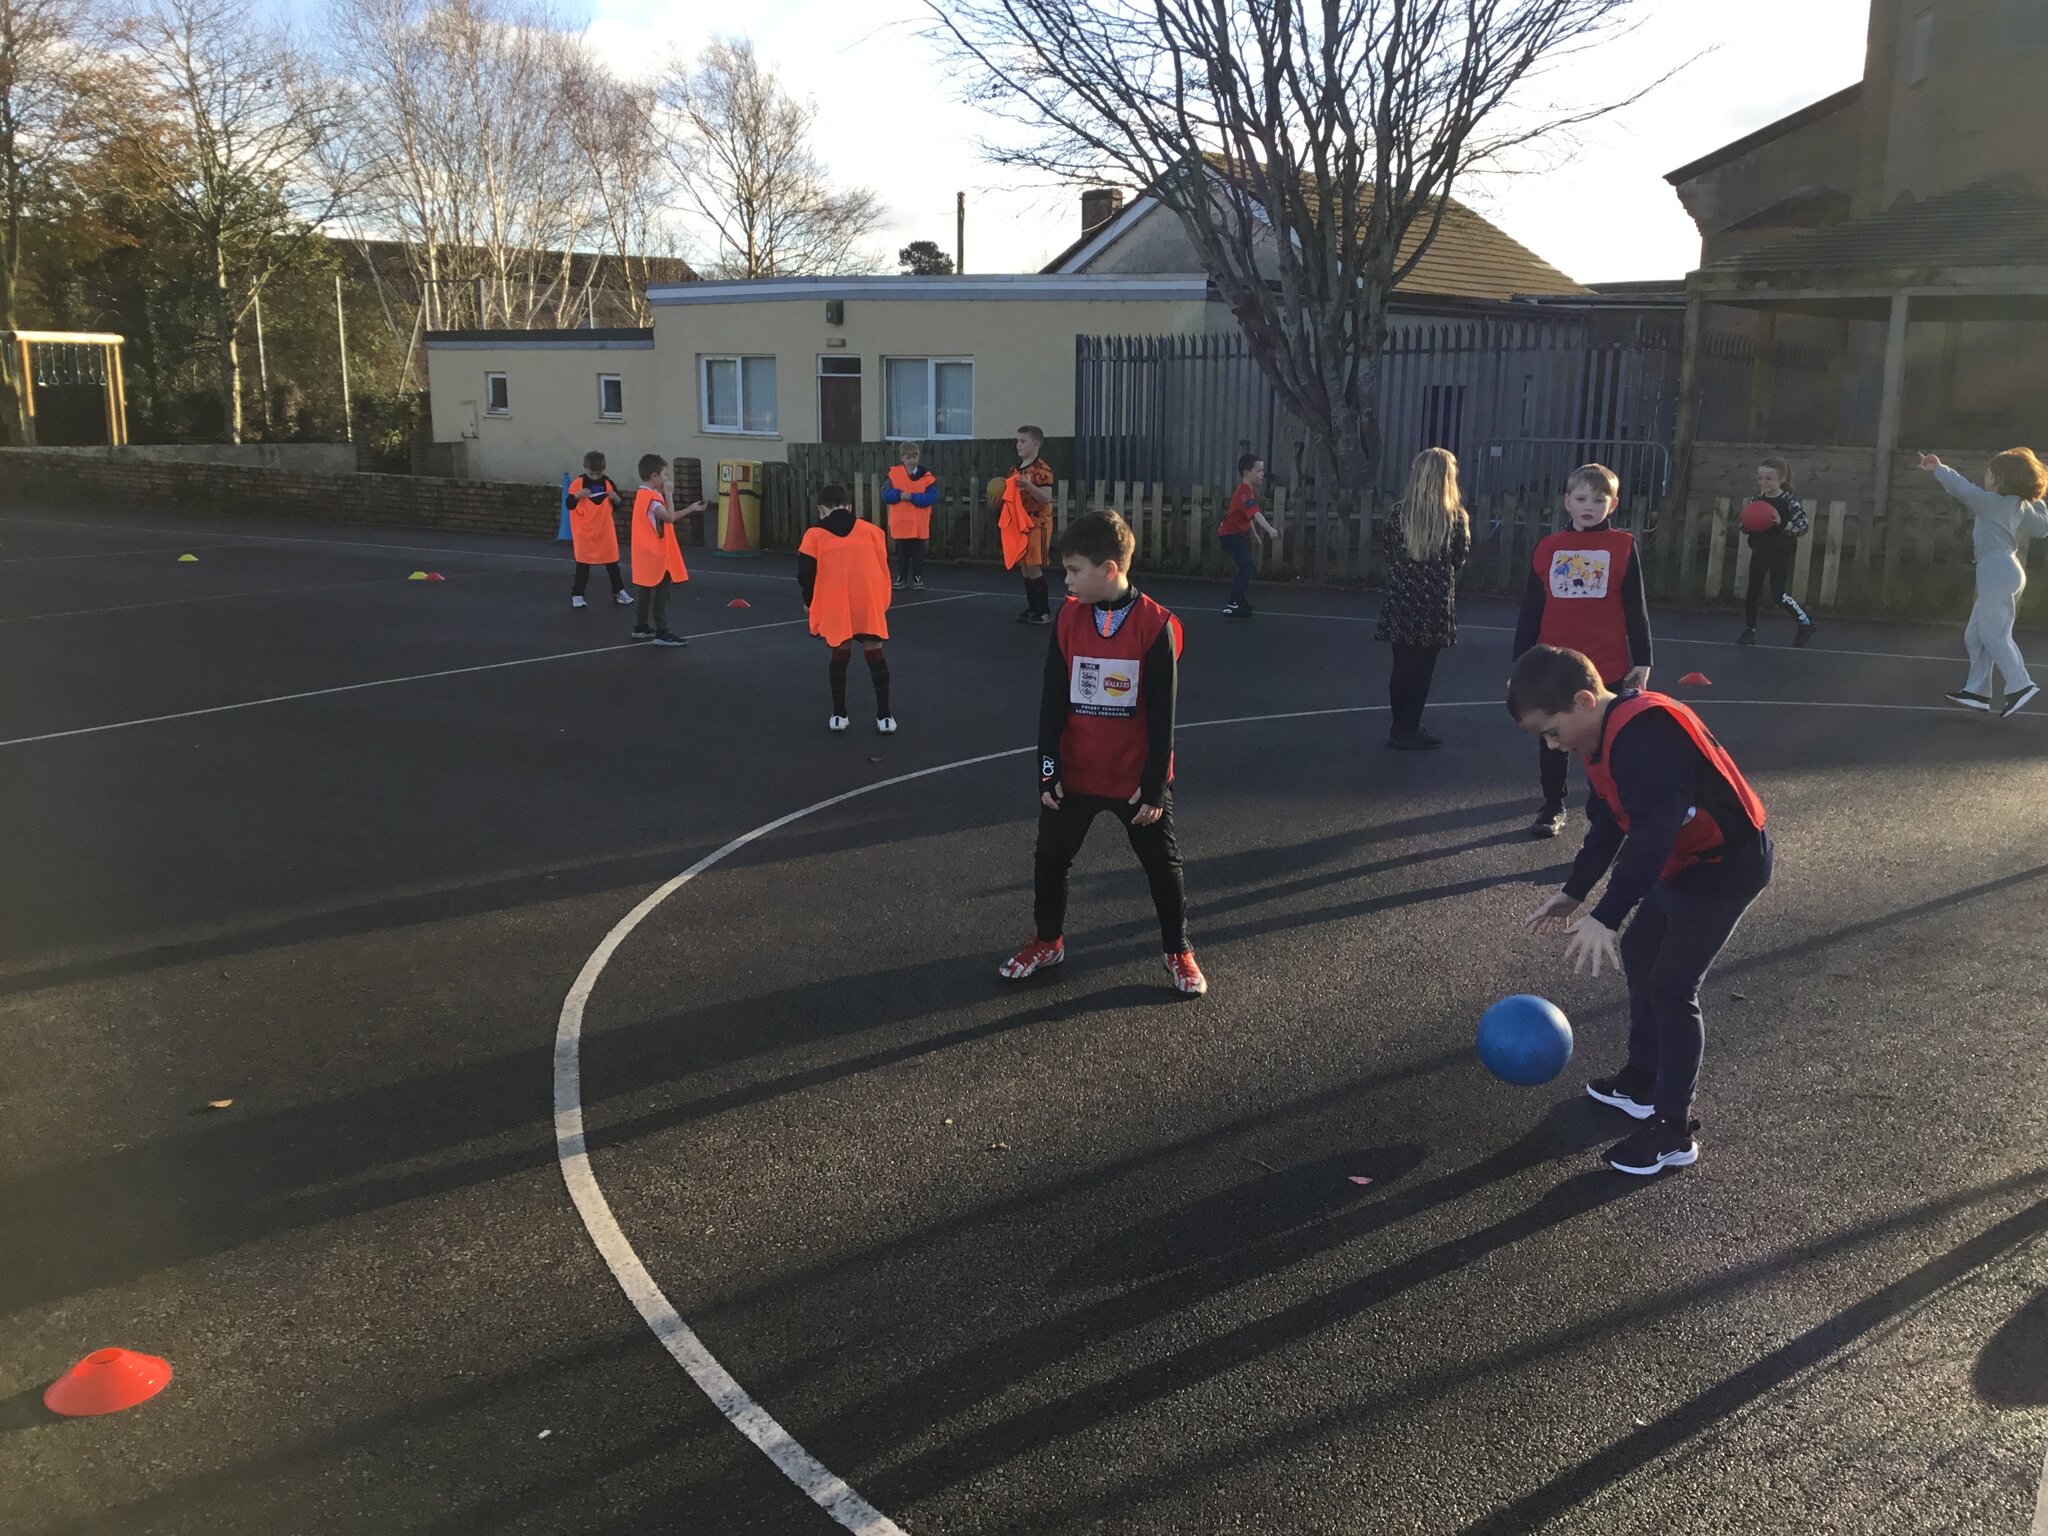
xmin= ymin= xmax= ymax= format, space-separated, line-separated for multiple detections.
xmin=1680 ymin=672 xmax=1711 ymax=686
xmin=44 ymin=1349 xmax=172 ymax=1416
xmin=720 ymin=481 xmax=752 ymax=554
xmin=727 ymin=598 xmax=750 ymax=609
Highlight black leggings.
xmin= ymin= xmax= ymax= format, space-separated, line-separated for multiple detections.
xmin=1743 ymin=542 xmax=1808 ymax=629
xmin=1033 ymin=790 xmax=1188 ymax=951
xmin=1387 ymin=644 xmax=1441 ymax=735
xmin=895 ymin=538 xmax=926 ymax=582
xmin=572 ymin=561 xmax=624 ymax=596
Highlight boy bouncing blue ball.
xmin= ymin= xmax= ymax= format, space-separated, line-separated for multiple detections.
xmin=1476 ymin=995 xmax=1574 ymax=1086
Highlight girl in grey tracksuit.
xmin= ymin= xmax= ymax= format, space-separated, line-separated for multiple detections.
xmin=1921 ymin=451 xmax=2048 ymax=718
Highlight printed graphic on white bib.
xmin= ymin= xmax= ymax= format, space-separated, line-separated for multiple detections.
xmin=1071 ymin=656 xmax=1141 ymax=717
xmin=1549 ymin=548 xmax=1612 ymax=598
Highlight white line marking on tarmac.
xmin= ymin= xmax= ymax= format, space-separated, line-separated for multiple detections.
xmin=1242 ymin=609 xmax=1968 ymax=665
xmin=0 ymin=513 xmax=988 ymax=593
xmin=0 ymin=594 xmax=980 ymax=749
xmin=0 ymin=569 xmax=533 ymax=624
xmin=0 ymin=543 xmax=259 ymax=565
xmin=0 ymin=513 xmax=1981 ymax=660
xmin=552 ymin=693 xmax=2043 ymax=1534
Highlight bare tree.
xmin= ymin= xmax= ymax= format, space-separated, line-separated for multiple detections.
xmin=0 ymin=0 xmax=97 ymax=442
xmin=928 ymin=0 xmax=1654 ymax=491
xmin=566 ymin=60 xmax=678 ymax=327
xmin=659 ymin=38 xmax=882 ymax=279
xmin=111 ymin=0 xmax=356 ymax=441
xmin=328 ymin=0 xmax=594 ymax=340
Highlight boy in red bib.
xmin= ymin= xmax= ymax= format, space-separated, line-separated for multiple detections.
xmin=1510 ymin=644 xmax=1773 ymax=1175
xmin=565 ymin=450 xmax=634 ymax=608
xmin=1513 ymin=464 xmax=1652 ymax=840
xmin=798 ymin=482 xmax=896 ymax=733
xmin=999 ymin=510 xmax=1206 ymax=995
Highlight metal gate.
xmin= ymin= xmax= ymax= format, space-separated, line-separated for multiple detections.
xmin=1076 ymin=308 xmax=1686 ymax=498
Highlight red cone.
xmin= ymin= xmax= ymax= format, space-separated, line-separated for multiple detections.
xmin=727 ymin=598 xmax=750 ymax=608
xmin=44 ymin=1349 xmax=173 ymax=1417
xmin=1680 ymin=672 xmax=1711 ymax=686
xmin=423 ymin=572 xmax=446 ymax=582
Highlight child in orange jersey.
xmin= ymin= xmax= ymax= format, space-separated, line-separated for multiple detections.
xmin=998 ymin=425 xmax=1057 ymax=623
xmin=799 ymin=482 xmax=896 ymax=732
xmin=628 ymin=454 xmax=704 ymax=647
xmin=882 ymin=440 xmax=939 ymax=591
xmin=565 ymin=450 xmax=633 ymax=609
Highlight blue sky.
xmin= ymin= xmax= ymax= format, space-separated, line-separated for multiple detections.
xmin=269 ymin=0 xmax=1873 ymax=284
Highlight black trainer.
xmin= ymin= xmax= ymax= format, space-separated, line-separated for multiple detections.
xmin=1735 ymin=627 xmax=1757 ymax=646
xmin=1529 ymin=803 xmax=1566 ymax=839
xmin=1585 ymin=1073 xmax=1656 ymax=1120
xmin=1015 ymin=608 xmax=1036 ymax=624
xmin=1794 ymin=621 xmax=1816 ymax=648
xmin=1945 ymin=689 xmax=1991 ymax=711
xmin=1603 ymin=1116 xmax=1700 ymax=1175
xmin=2001 ymin=683 xmax=2040 ymax=719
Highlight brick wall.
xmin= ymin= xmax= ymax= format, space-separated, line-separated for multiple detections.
xmin=0 ymin=448 xmax=560 ymax=541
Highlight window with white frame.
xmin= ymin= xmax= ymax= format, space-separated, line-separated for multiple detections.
xmin=485 ymin=372 xmax=509 ymax=415
xmin=884 ymin=357 xmax=973 ymax=439
xmin=598 ymin=373 xmax=624 ymax=420
xmin=701 ymin=355 xmax=778 ymax=434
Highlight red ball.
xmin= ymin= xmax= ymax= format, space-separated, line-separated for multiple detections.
xmin=1739 ymin=499 xmax=1779 ymax=534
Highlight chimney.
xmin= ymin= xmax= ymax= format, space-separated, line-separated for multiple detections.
xmin=1081 ymin=187 xmax=1124 ymax=237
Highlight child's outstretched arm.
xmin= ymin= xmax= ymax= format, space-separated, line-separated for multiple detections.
xmin=1923 ymin=456 xmax=2006 ymax=517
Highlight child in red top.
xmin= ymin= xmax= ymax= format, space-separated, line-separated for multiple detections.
xmin=998 ymin=510 xmax=1206 ymax=995
xmin=1219 ymin=454 xmax=1278 ymax=617
xmin=1512 ymin=463 xmax=1652 ymax=839
xmin=1510 ymin=644 xmax=1772 ymax=1176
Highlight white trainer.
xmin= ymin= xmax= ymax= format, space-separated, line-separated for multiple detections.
xmin=877 ymin=717 xmax=898 ymax=734
xmin=614 ymin=588 xmax=635 ymax=605
xmin=829 ymin=715 xmax=850 ymax=732
xmin=570 ymin=595 xmax=588 ymax=609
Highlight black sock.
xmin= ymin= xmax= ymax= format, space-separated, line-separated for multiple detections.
xmin=865 ymin=648 xmax=891 ymax=717
xmin=829 ymin=647 xmax=851 ymax=714
xmin=1028 ymin=575 xmax=1050 ymax=614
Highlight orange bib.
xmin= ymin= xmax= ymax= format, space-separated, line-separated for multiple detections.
xmin=567 ymin=476 xmax=619 ymax=565
xmin=630 ymin=487 xmax=688 ymax=587
xmin=887 ymin=465 xmax=937 ymax=541
xmin=800 ymin=520 xmax=892 ymax=645
xmin=999 ymin=476 xmax=1036 ymax=570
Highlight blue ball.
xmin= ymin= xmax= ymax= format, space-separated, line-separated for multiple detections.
xmin=1476 ymin=995 xmax=1574 ymax=1086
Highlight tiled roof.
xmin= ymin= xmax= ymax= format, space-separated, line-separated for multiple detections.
xmin=1047 ymin=168 xmax=1587 ymax=299
xmin=1701 ymin=181 xmax=2048 ymax=277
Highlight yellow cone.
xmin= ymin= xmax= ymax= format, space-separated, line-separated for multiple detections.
xmin=408 ymin=570 xmax=429 ymax=580
xmin=177 ymin=553 xmax=198 ymax=562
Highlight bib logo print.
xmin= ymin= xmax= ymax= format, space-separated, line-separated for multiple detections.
xmin=1550 ymin=549 xmax=1612 ymax=599
xmin=1070 ymin=656 xmax=1140 ymax=716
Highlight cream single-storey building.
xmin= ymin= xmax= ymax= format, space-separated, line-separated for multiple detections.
xmin=423 ymin=274 xmax=1210 ymax=485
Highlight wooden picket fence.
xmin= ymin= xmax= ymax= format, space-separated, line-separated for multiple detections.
xmin=752 ymin=469 xmax=2048 ymax=623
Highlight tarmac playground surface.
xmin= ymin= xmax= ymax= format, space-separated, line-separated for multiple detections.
xmin=1 ymin=502 xmax=2045 ymax=1535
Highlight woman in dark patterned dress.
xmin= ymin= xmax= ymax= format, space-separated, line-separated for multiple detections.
xmin=1375 ymin=448 xmax=1470 ymax=750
